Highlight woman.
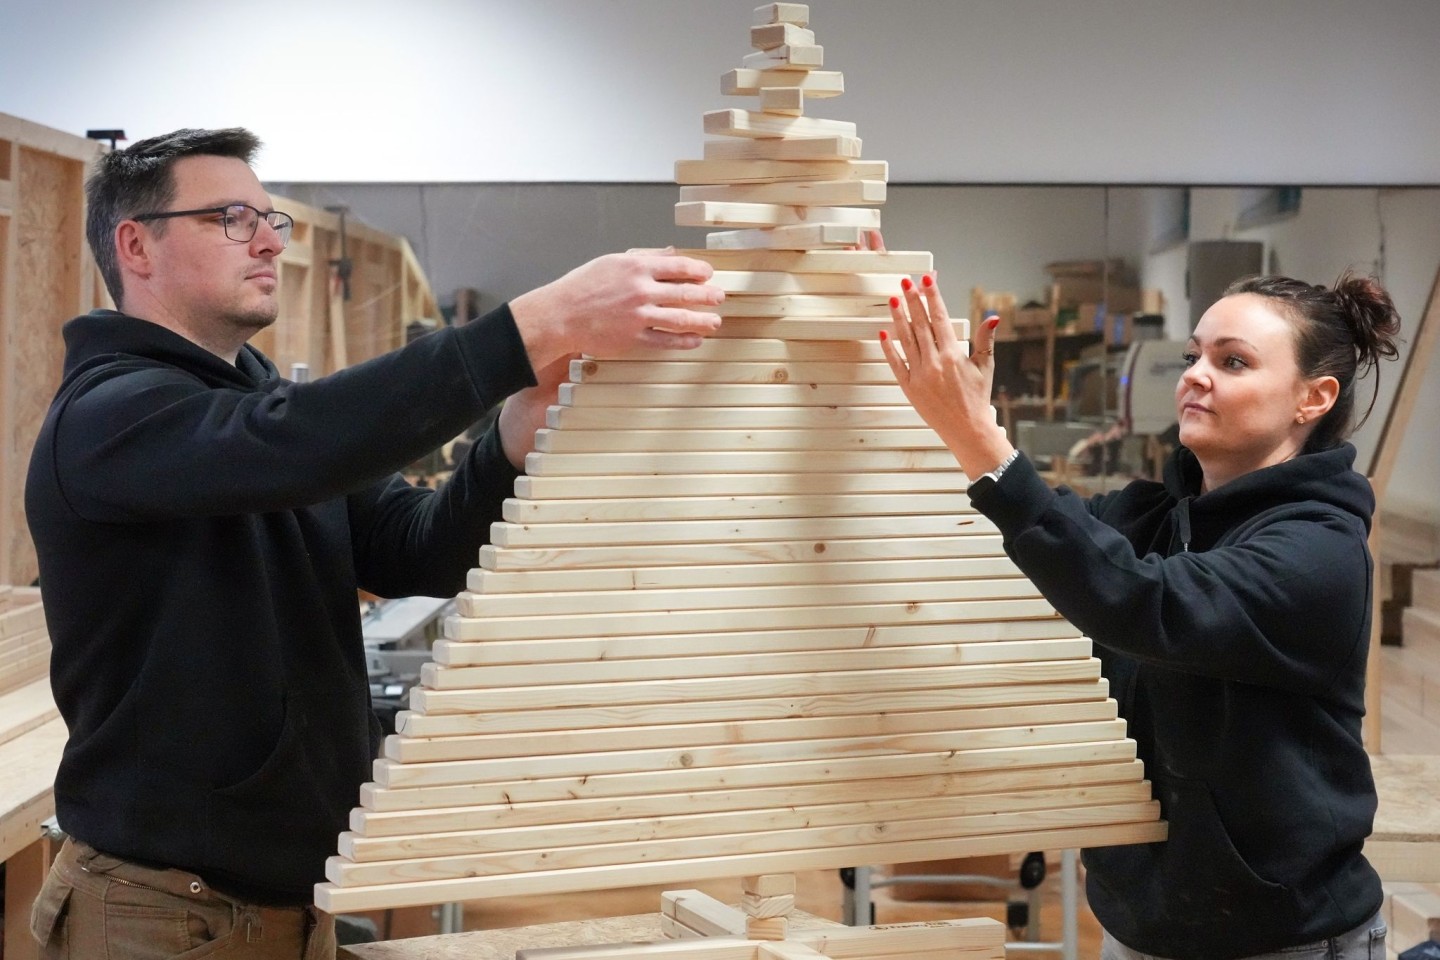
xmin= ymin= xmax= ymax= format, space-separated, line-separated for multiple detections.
xmin=880 ymin=271 xmax=1401 ymax=960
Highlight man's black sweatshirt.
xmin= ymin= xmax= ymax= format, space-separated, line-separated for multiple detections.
xmin=25 ymin=307 xmax=534 ymax=904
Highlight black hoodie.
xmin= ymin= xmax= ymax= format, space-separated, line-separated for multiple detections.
xmin=969 ymin=445 xmax=1381 ymax=960
xmin=25 ymin=307 xmax=534 ymax=904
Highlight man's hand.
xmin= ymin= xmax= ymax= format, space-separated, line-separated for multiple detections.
xmin=496 ymin=352 xmax=574 ymax=470
xmin=508 ymin=252 xmax=725 ymax=370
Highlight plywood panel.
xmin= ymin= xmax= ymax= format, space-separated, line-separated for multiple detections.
xmin=6 ymin=146 xmax=86 ymax=587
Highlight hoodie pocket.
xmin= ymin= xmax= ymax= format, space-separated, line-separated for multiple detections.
xmin=1151 ymin=775 xmax=1298 ymax=921
xmin=211 ymin=694 xmax=301 ymax=799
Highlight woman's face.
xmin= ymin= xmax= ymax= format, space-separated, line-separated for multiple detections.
xmin=1175 ymin=293 xmax=1313 ymax=484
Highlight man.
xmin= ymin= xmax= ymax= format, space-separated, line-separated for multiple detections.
xmin=24 ymin=127 xmax=723 ymax=959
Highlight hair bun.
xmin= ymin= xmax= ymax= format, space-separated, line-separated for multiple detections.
xmin=1330 ymin=271 xmax=1401 ymax=368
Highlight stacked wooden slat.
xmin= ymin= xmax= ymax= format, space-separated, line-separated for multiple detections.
xmin=315 ymin=2 xmax=1165 ymax=916
xmin=0 ymin=584 xmax=63 ymax=958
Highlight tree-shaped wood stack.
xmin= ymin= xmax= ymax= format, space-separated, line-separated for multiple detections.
xmin=316 ymin=9 xmax=1166 ymax=955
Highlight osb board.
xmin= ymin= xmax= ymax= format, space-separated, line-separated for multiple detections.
xmin=0 ymin=125 xmax=101 ymax=588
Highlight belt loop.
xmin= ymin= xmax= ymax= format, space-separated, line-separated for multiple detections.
xmin=245 ymin=906 xmax=264 ymax=943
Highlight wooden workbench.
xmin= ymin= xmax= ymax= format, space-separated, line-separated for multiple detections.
xmin=1367 ymin=753 xmax=1440 ymax=882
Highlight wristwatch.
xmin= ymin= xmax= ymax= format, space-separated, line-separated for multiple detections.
xmin=980 ymin=449 xmax=1021 ymax=485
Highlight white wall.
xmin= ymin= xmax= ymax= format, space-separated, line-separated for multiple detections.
xmin=5 ymin=0 xmax=1440 ymax=184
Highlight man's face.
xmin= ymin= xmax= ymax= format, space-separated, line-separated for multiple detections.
xmin=137 ymin=154 xmax=283 ymax=341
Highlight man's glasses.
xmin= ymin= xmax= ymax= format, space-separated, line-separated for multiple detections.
xmin=132 ymin=203 xmax=294 ymax=248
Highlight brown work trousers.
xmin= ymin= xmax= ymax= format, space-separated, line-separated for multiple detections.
xmin=29 ymin=838 xmax=336 ymax=959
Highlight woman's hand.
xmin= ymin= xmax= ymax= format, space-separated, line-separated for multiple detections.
xmin=879 ymin=273 xmax=1015 ymax=481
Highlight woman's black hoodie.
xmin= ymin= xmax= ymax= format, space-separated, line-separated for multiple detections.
xmin=968 ymin=445 xmax=1381 ymax=960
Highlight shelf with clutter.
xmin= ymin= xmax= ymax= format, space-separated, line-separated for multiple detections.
xmin=970 ymin=259 xmax=1174 ymax=487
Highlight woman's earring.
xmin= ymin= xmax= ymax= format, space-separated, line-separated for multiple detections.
xmin=1296 ymin=414 xmax=1306 ymax=424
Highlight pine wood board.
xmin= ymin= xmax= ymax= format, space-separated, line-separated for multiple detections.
xmin=701 ymin=274 xmax=908 ymax=298
xmin=534 ymin=426 xmax=943 ymax=452
xmin=0 ymin=716 xmax=65 ymax=863
xmin=676 ymin=203 xmax=880 ymax=229
xmin=698 ymin=296 xmax=892 ymax=319
xmin=396 ymin=680 xmax=1110 ymax=740
xmin=384 ymin=699 xmax=1117 ymax=765
xmin=492 ymin=492 xmax=976 ymax=525
xmin=0 ymin=679 xmax=58 ymax=748
xmin=545 ymin=404 xmax=929 ymax=431
xmin=454 ymin=576 xmax=1039 ymax=619
xmin=318 ymin=819 xmax=1164 ymax=911
xmin=680 ymin=181 xmax=882 ymax=206
xmin=706 ymin=225 xmax=863 ymax=251
xmin=586 ymin=338 xmax=891 ymax=361
xmin=523 ymin=450 xmax=965 ymax=477
xmin=329 ymin=798 xmax=1158 ymax=887
xmin=759 ymin=87 xmax=805 ymax=117
xmin=479 ymin=534 xmax=998 ymax=572
xmin=703 ymin=318 xmax=920 ymax=341
xmin=518 ymin=919 xmax=1003 ymax=960
xmin=740 ymin=46 xmax=824 ymax=71
xmin=469 ymin=554 xmax=1018 ymax=593
xmin=373 ymin=718 xmax=1128 ymax=791
xmin=498 ymin=492 xmax=975 ymax=525
xmin=0 ymin=602 xmax=44 ymax=639
xmin=352 ymin=761 xmax=1143 ymax=838
xmin=701 ymin=137 xmax=861 ymax=162
xmin=751 ymin=23 xmax=814 ymax=50
xmin=422 ymin=637 xmax=1088 ymax=690
xmin=558 ymin=383 xmax=911 ymax=408
xmin=753 ymin=3 xmax=810 ymax=28
xmin=730 ymin=318 xmax=918 ymax=342
xmin=488 ymin=512 xmax=993 ymax=547
xmin=434 ymin=616 xmax=1074 ymax=667
xmin=411 ymin=658 xmax=1099 ymax=715
xmin=677 ymin=249 xmax=928 ymax=273
xmin=361 ymin=738 xmax=1135 ymax=814
xmin=567 ymin=354 xmax=902 ymax=383
xmin=675 ymin=158 xmax=868 ymax=186
xmin=664 ymin=890 xmax=745 ymax=937
xmin=443 ymin=596 xmax=1060 ymax=643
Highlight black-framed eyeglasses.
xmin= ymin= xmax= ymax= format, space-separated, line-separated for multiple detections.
xmin=132 ymin=203 xmax=294 ymax=248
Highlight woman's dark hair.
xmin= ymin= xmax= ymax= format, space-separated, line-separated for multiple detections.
xmin=1224 ymin=271 xmax=1402 ymax=453
xmin=85 ymin=128 xmax=261 ymax=308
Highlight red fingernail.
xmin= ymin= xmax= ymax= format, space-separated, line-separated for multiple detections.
xmin=922 ymin=274 xmax=934 ymax=288
xmin=986 ymin=317 xmax=1000 ymax=330
xmin=879 ymin=330 xmax=888 ymax=341
xmin=900 ymin=277 xmax=913 ymax=292
xmin=889 ymin=296 xmax=900 ymax=308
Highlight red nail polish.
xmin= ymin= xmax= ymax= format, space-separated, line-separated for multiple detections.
xmin=986 ymin=316 xmax=1000 ymax=330
xmin=889 ymin=296 xmax=900 ymax=308
xmin=922 ymin=274 xmax=934 ymax=288
xmin=879 ymin=330 xmax=888 ymax=341
xmin=900 ymin=277 xmax=913 ymax=292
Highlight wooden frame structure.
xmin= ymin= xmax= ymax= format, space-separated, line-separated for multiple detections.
xmin=0 ymin=115 xmax=107 ymax=590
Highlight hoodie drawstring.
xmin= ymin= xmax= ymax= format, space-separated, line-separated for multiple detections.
xmin=1176 ymin=497 xmax=1192 ymax=553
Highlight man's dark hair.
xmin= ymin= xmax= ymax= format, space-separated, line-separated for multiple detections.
xmin=85 ymin=128 xmax=261 ymax=308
